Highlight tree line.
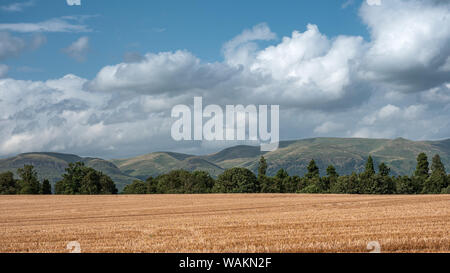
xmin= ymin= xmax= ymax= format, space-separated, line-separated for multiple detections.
xmin=0 ymin=162 xmax=118 ymax=195
xmin=123 ymin=152 xmax=449 ymax=195
xmin=1 ymin=152 xmax=448 ymax=195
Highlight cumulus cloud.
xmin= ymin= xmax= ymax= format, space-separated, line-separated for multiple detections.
xmin=63 ymin=36 xmax=89 ymax=61
xmin=88 ymin=50 xmax=240 ymax=95
xmin=1 ymin=0 xmax=450 ymax=158
xmin=360 ymin=0 xmax=450 ymax=92
xmin=223 ymin=23 xmax=277 ymax=67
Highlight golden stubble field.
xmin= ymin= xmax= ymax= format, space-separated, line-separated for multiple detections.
xmin=0 ymin=194 xmax=449 ymax=253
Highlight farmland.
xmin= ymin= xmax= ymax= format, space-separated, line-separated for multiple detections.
xmin=0 ymin=194 xmax=449 ymax=253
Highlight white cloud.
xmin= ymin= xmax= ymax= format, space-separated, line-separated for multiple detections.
xmin=366 ymin=0 xmax=381 ymax=6
xmin=223 ymin=23 xmax=277 ymax=67
xmin=360 ymin=0 xmax=450 ymax=92
xmin=0 ymin=32 xmax=25 ymax=60
xmin=66 ymin=0 xmax=81 ymax=6
xmin=88 ymin=50 xmax=240 ymax=94
xmin=0 ymin=32 xmax=45 ymax=61
xmin=1 ymin=0 xmax=450 ymax=157
xmin=314 ymin=121 xmax=344 ymax=134
xmin=0 ymin=16 xmax=92 ymax=33
xmin=1 ymin=1 xmax=34 ymax=12
xmin=63 ymin=36 xmax=89 ymax=61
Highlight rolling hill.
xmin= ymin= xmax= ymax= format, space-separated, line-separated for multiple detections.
xmin=0 ymin=152 xmax=137 ymax=190
xmin=1 ymin=138 xmax=449 ymax=191
xmin=112 ymin=137 xmax=450 ymax=179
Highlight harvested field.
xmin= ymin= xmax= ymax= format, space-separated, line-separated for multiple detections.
xmin=0 ymin=194 xmax=448 ymax=253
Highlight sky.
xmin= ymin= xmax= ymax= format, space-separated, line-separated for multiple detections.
xmin=0 ymin=0 xmax=450 ymax=159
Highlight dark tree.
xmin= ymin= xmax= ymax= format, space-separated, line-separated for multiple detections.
xmin=17 ymin=165 xmax=41 ymax=194
xmin=122 ymin=180 xmax=147 ymax=194
xmin=306 ymin=159 xmax=319 ymax=179
xmin=0 ymin=171 xmax=17 ymax=194
xmin=99 ymin=174 xmax=118 ymax=194
xmin=80 ymin=169 xmax=101 ymax=194
xmin=55 ymin=162 xmax=117 ymax=194
xmin=422 ymin=155 xmax=448 ymax=194
xmin=431 ymin=154 xmax=446 ymax=173
xmin=326 ymin=165 xmax=338 ymax=178
xmin=414 ymin=153 xmax=429 ymax=178
xmin=41 ymin=179 xmax=52 ymax=194
xmin=258 ymin=156 xmax=267 ymax=178
xmin=146 ymin=176 xmax=158 ymax=194
xmin=191 ymin=171 xmax=215 ymax=193
xmin=364 ymin=156 xmax=375 ymax=177
xmin=260 ymin=175 xmax=277 ymax=193
xmin=214 ymin=168 xmax=258 ymax=193
xmin=378 ymin=162 xmax=390 ymax=177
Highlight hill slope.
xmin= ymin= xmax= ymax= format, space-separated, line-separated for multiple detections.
xmin=111 ymin=152 xmax=224 ymax=180
xmin=112 ymin=137 xmax=450 ymax=179
xmin=0 ymin=153 xmax=136 ymax=191
xmin=1 ymin=138 xmax=449 ymax=189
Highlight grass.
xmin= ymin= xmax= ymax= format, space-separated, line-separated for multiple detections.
xmin=0 ymin=194 xmax=448 ymax=253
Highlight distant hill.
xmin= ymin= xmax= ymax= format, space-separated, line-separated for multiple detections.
xmin=111 ymin=152 xmax=224 ymax=180
xmin=111 ymin=138 xmax=450 ymax=179
xmin=0 ymin=152 xmax=137 ymax=191
xmin=1 ymin=138 xmax=449 ymax=190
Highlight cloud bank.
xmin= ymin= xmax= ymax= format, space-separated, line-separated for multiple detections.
xmin=0 ymin=0 xmax=449 ymax=158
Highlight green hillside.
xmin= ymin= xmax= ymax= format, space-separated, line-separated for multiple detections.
xmin=111 ymin=152 xmax=224 ymax=180
xmin=0 ymin=153 xmax=137 ymax=191
xmin=112 ymin=137 xmax=450 ymax=179
xmin=1 ymin=138 xmax=449 ymax=189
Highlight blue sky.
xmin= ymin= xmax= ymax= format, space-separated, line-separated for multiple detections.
xmin=2 ymin=0 xmax=369 ymax=80
xmin=1 ymin=0 xmax=450 ymax=158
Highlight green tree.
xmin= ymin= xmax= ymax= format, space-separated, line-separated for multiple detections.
xmin=214 ymin=168 xmax=258 ymax=193
xmin=273 ymin=169 xmax=289 ymax=193
xmin=56 ymin=162 xmax=86 ymax=194
xmin=306 ymin=159 xmax=319 ymax=179
xmin=326 ymin=165 xmax=338 ymax=178
xmin=422 ymin=155 xmax=447 ymax=194
xmin=122 ymin=180 xmax=147 ymax=194
xmin=284 ymin=176 xmax=300 ymax=193
xmin=414 ymin=153 xmax=429 ymax=178
xmin=191 ymin=171 xmax=215 ymax=193
xmin=331 ymin=173 xmax=360 ymax=194
xmin=395 ymin=176 xmax=416 ymax=194
xmin=99 ymin=174 xmax=118 ymax=194
xmin=154 ymin=170 xmax=191 ymax=194
xmin=364 ymin=156 xmax=375 ymax=177
xmin=146 ymin=176 xmax=158 ymax=193
xmin=258 ymin=156 xmax=267 ymax=178
xmin=431 ymin=154 xmax=446 ymax=173
xmin=441 ymin=186 xmax=450 ymax=194
xmin=300 ymin=182 xmax=322 ymax=193
xmin=55 ymin=162 xmax=117 ymax=194
xmin=80 ymin=170 xmax=101 ymax=194
xmin=423 ymin=170 xmax=447 ymax=194
xmin=260 ymin=175 xmax=277 ymax=193
xmin=41 ymin=179 xmax=52 ymax=194
xmin=323 ymin=165 xmax=339 ymax=192
xmin=378 ymin=162 xmax=390 ymax=176
xmin=17 ymin=165 xmax=41 ymax=194
xmin=0 ymin=171 xmax=17 ymax=194
xmin=365 ymin=174 xmax=395 ymax=194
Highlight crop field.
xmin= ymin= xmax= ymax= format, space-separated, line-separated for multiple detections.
xmin=0 ymin=194 xmax=449 ymax=253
